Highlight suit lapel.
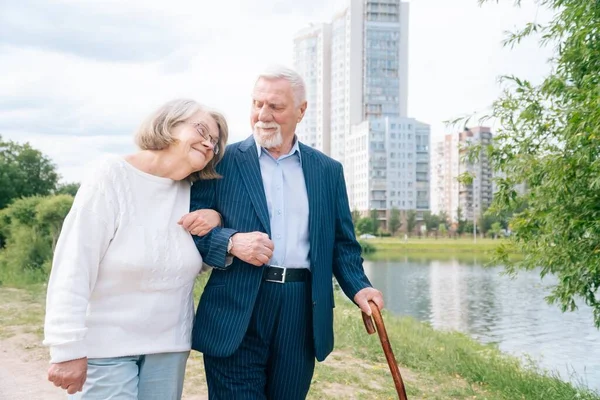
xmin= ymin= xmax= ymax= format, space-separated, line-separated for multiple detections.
xmin=300 ymin=144 xmax=322 ymax=263
xmin=236 ymin=137 xmax=271 ymax=235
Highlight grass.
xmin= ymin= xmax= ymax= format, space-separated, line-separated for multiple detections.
xmin=0 ymin=284 xmax=46 ymax=339
xmin=367 ymin=237 xmax=504 ymax=254
xmin=0 ymin=277 xmax=597 ymax=399
xmin=362 ymin=237 xmax=525 ymax=263
xmin=329 ymin=294 xmax=599 ymax=400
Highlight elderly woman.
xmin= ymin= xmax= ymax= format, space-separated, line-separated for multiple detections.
xmin=43 ymin=99 xmax=228 ymax=399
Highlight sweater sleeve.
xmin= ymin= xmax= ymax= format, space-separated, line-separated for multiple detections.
xmin=43 ymin=162 xmax=118 ymax=363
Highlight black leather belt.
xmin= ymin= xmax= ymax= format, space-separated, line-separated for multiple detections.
xmin=263 ymin=266 xmax=310 ymax=283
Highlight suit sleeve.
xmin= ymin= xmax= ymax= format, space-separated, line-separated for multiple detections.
xmin=190 ymin=178 xmax=237 ymax=270
xmin=332 ymin=164 xmax=372 ymax=300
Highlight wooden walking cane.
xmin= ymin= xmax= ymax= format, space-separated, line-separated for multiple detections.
xmin=362 ymin=300 xmax=408 ymax=400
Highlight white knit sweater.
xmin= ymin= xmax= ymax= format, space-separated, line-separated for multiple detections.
xmin=43 ymin=156 xmax=203 ymax=363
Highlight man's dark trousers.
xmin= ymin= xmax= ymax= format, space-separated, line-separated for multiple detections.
xmin=203 ymin=279 xmax=315 ymax=400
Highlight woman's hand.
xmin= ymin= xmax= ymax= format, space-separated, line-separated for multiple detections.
xmin=48 ymin=357 xmax=87 ymax=394
xmin=178 ymin=209 xmax=222 ymax=236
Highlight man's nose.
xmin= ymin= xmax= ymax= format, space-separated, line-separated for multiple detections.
xmin=258 ymin=106 xmax=273 ymax=121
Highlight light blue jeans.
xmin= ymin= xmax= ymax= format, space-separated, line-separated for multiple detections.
xmin=68 ymin=351 xmax=189 ymax=400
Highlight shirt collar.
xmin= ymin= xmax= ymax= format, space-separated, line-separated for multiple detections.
xmin=255 ymin=135 xmax=302 ymax=165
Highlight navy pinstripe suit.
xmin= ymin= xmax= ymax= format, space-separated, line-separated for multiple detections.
xmin=190 ymin=136 xmax=372 ymax=398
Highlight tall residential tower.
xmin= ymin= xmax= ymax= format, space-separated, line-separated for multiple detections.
xmin=294 ymin=0 xmax=428 ymax=227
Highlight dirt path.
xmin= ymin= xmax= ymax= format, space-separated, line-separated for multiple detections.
xmin=0 ymin=333 xmax=208 ymax=400
xmin=0 ymin=334 xmax=64 ymax=400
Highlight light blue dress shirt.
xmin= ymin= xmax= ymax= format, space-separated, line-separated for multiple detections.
xmin=257 ymin=139 xmax=310 ymax=269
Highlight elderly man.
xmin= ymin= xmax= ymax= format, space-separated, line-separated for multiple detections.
xmin=182 ymin=65 xmax=384 ymax=399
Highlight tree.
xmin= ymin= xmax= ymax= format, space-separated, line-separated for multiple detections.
xmin=36 ymin=195 xmax=74 ymax=251
xmin=356 ymin=217 xmax=375 ymax=236
xmin=369 ymin=209 xmax=379 ymax=234
xmin=489 ymin=222 xmax=503 ymax=240
xmin=438 ymin=223 xmax=448 ymax=238
xmin=479 ymin=213 xmax=494 ymax=236
xmin=423 ymin=211 xmax=441 ymax=233
xmin=456 ymin=207 xmax=467 ymax=235
xmin=0 ymin=195 xmax=73 ymax=284
xmin=0 ymin=137 xmax=59 ymax=209
xmin=476 ymin=0 xmax=600 ymax=326
xmin=55 ymin=182 xmax=80 ymax=197
xmin=439 ymin=211 xmax=450 ymax=227
xmin=406 ymin=210 xmax=417 ymax=237
xmin=0 ymin=208 xmax=10 ymax=249
xmin=464 ymin=221 xmax=475 ymax=236
xmin=479 ymin=212 xmax=508 ymax=236
xmin=388 ymin=207 xmax=401 ymax=235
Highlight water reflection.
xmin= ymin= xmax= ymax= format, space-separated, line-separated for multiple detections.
xmin=363 ymin=257 xmax=600 ymax=391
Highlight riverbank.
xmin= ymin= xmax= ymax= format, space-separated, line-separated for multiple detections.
xmin=362 ymin=237 xmax=510 ymax=259
xmin=1 ymin=282 xmax=597 ymax=400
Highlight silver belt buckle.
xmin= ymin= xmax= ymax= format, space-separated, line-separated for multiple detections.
xmin=266 ymin=265 xmax=286 ymax=284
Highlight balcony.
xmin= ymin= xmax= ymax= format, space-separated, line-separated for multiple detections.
xmin=371 ymin=182 xmax=387 ymax=191
xmin=370 ymin=201 xmax=387 ymax=209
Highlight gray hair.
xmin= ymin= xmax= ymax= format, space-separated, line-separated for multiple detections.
xmin=255 ymin=65 xmax=307 ymax=106
xmin=134 ymin=98 xmax=229 ymax=181
xmin=135 ymin=99 xmax=202 ymax=150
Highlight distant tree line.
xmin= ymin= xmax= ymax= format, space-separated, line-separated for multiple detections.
xmin=0 ymin=135 xmax=79 ymax=285
xmin=352 ymin=206 xmax=509 ymax=239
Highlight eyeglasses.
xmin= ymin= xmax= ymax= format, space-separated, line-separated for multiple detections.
xmin=184 ymin=122 xmax=220 ymax=155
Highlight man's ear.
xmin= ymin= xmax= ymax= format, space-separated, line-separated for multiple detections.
xmin=297 ymin=101 xmax=308 ymax=123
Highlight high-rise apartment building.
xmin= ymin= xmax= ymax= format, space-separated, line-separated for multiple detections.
xmin=329 ymin=2 xmax=364 ymax=164
xmin=327 ymin=0 xmax=409 ymax=165
xmin=431 ymin=134 xmax=460 ymax=219
xmin=363 ymin=0 xmax=409 ymax=120
xmin=431 ymin=127 xmax=493 ymax=222
xmin=345 ymin=117 xmax=429 ymax=228
xmin=294 ymin=0 xmax=424 ymax=226
xmin=293 ymin=23 xmax=332 ymax=154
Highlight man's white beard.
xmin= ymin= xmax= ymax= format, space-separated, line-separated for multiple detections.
xmin=253 ymin=122 xmax=283 ymax=149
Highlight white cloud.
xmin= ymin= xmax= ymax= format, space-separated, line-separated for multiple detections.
xmin=0 ymin=0 xmax=555 ymax=182
xmin=408 ymin=0 xmax=554 ymax=138
xmin=0 ymin=0 xmax=185 ymax=62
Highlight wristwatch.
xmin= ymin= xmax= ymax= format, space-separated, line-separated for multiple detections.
xmin=227 ymin=237 xmax=234 ymax=253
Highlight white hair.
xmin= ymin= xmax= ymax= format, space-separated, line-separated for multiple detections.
xmin=255 ymin=65 xmax=307 ymax=106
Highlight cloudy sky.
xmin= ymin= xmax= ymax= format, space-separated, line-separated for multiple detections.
xmin=1 ymin=0 xmax=554 ymax=183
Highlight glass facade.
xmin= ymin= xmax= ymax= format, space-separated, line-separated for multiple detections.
xmin=364 ymin=0 xmax=402 ymax=120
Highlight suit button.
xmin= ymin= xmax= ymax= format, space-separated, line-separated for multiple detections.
xmin=312 ymin=301 xmax=316 ymax=307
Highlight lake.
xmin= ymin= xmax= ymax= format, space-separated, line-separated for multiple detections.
xmin=363 ymin=257 xmax=600 ymax=392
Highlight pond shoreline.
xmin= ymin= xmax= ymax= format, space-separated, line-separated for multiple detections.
xmin=362 ymin=237 xmax=505 ymax=253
